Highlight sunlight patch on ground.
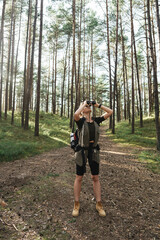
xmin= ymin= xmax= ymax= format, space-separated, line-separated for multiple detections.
xmin=50 ymin=136 xmax=69 ymax=145
xmin=100 ymin=160 xmax=140 ymax=172
xmin=101 ymin=150 xmax=134 ymax=156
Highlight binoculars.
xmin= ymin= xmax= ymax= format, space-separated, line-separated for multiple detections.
xmin=87 ymin=100 xmax=96 ymax=106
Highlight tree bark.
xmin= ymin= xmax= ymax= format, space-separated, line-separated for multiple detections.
xmin=120 ymin=16 xmax=126 ymax=120
xmin=25 ymin=0 xmax=38 ymax=129
xmin=9 ymin=14 xmax=16 ymax=111
xmin=155 ymin=0 xmax=160 ymax=63
xmin=70 ymin=0 xmax=76 ymax=130
xmin=130 ymin=0 xmax=135 ymax=134
xmin=35 ymin=0 xmax=43 ymax=136
xmin=112 ymin=0 xmax=119 ymax=134
xmin=144 ymin=0 xmax=152 ymax=115
xmin=5 ymin=0 xmax=15 ymax=119
xmin=82 ymin=0 xmax=86 ymax=101
xmin=12 ymin=1 xmax=23 ymax=124
xmin=106 ymin=0 xmax=112 ymax=128
xmin=147 ymin=0 xmax=160 ymax=150
xmin=0 ymin=0 xmax=6 ymax=118
xmin=22 ymin=0 xmax=31 ymax=127
xmin=61 ymin=36 xmax=70 ymax=117
xmin=130 ymin=0 xmax=143 ymax=127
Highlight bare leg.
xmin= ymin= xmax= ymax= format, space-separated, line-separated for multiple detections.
xmin=91 ymin=175 xmax=101 ymax=202
xmin=74 ymin=175 xmax=83 ymax=201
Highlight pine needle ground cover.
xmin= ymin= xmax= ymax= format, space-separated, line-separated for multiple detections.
xmin=0 ymin=112 xmax=70 ymax=162
xmin=107 ymin=117 xmax=160 ymax=174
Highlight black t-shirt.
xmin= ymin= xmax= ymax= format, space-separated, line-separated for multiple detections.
xmin=75 ymin=117 xmax=105 ymax=141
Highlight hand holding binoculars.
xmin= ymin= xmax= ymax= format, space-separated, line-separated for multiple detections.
xmin=87 ymin=100 xmax=96 ymax=106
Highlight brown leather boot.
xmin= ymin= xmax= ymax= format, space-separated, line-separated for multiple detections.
xmin=96 ymin=201 xmax=106 ymax=217
xmin=72 ymin=201 xmax=80 ymax=217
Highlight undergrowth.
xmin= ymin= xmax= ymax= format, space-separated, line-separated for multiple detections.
xmin=0 ymin=111 xmax=70 ymax=162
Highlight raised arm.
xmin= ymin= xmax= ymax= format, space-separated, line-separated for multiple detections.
xmin=74 ymin=101 xmax=87 ymax=121
xmin=95 ymin=102 xmax=113 ymax=120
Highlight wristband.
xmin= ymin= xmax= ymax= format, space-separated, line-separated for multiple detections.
xmin=98 ymin=104 xmax=102 ymax=108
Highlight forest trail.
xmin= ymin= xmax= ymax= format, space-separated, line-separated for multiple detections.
xmin=0 ymin=126 xmax=160 ymax=240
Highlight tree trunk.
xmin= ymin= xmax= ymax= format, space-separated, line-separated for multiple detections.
xmin=61 ymin=36 xmax=70 ymax=117
xmin=130 ymin=0 xmax=143 ymax=127
xmin=52 ymin=48 xmax=55 ymax=114
xmin=68 ymin=41 xmax=70 ymax=118
xmin=155 ymin=0 xmax=160 ymax=63
xmin=83 ymin=0 xmax=86 ymax=101
xmin=46 ymin=55 xmax=50 ymax=113
xmin=5 ymin=0 xmax=15 ymax=119
xmin=120 ymin=16 xmax=126 ymax=120
xmin=77 ymin=0 xmax=82 ymax=106
xmin=70 ymin=0 xmax=76 ymax=130
xmin=106 ymin=0 xmax=112 ymax=128
xmin=35 ymin=0 xmax=43 ymax=136
xmin=53 ymin=37 xmax=58 ymax=114
xmin=11 ymin=2 xmax=23 ymax=124
xmin=22 ymin=0 xmax=31 ymax=127
xmin=0 ymin=0 xmax=6 ymax=118
xmin=130 ymin=0 xmax=135 ymax=133
xmin=25 ymin=0 xmax=38 ymax=129
xmin=147 ymin=0 xmax=160 ymax=150
xmin=144 ymin=0 xmax=152 ymax=115
xmin=9 ymin=14 xmax=16 ymax=111
xmin=112 ymin=0 xmax=119 ymax=134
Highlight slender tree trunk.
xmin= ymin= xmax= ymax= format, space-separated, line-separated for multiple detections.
xmin=77 ymin=0 xmax=82 ymax=106
xmin=120 ymin=16 xmax=126 ymax=120
xmin=155 ymin=0 xmax=160 ymax=63
xmin=147 ymin=0 xmax=160 ymax=150
xmin=68 ymin=41 xmax=70 ymax=118
xmin=22 ymin=0 xmax=31 ymax=127
xmin=106 ymin=0 xmax=112 ymax=128
xmin=11 ymin=2 xmax=23 ymax=124
xmin=83 ymin=0 xmax=86 ymax=101
xmin=25 ymin=0 xmax=38 ymax=129
xmin=53 ymin=37 xmax=58 ymax=114
xmin=130 ymin=0 xmax=135 ymax=133
xmin=52 ymin=48 xmax=55 ymax=114
xmin=5 ymin=0 xmax=15 ymax=119
xmin=35 ymin=0 xmax=43 ymax=136
xmin=130 ymin=0 xmax=143 ymax=127
xmin=9 ymin=15 xmax=16 ymax=111
xmin=70 ymin=0 xmax=76 ymax=130
xmin=112 ymin=0 xmax=119 ymax=134
xmin=46 ymin=55 xmax=50 ymax=113
xmin=61 ymin=36 xmax=70 ymax=117
xmin=0 ymin=0 xmax=6 ymax=118
xmin=144 ymin=0 xmax=152 ymax=115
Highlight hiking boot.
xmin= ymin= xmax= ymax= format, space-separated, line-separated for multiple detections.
xmin=96 ymin=201 xmax=106 ymax=217
xmin=72 ymin=201 xmax=80 ymax=217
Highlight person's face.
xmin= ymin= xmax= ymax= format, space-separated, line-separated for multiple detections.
xmin=83 ymin=105 xmax=92 ymax=114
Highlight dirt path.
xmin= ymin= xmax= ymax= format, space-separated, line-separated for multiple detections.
xmin=0 ymin=126 xmax=160 ymax=240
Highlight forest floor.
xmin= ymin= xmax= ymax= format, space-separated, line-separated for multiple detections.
xmin=0 ymin=126 xmax=160 ymax=240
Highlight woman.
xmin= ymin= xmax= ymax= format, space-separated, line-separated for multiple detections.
xmin=72 ymin=100 xmax=113 ymax=217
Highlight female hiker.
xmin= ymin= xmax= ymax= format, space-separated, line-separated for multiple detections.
xmin=72 ymin=100 xmax=113 ymax=217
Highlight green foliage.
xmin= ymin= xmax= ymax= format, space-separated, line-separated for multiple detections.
xmin=0 ymin=112 xmax=70 ymax=162
xmin=107 ymin=117 xmax=160 ymax=174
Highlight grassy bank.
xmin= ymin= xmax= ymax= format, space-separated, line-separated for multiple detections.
xmin=107 ymin=117 xmax=160 ymax=174
xmin=0 ymin=112 xmax=71 ymax=162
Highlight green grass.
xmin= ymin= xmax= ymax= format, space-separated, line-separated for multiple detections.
xmin=107 ymin=117 xmax=160 ymax=174
xmin=0 ymin=111 xmax=71 ymax=162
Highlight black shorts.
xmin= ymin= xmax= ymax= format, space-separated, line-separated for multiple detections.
xmin=76 ymin=144 xmax=99 ymax=176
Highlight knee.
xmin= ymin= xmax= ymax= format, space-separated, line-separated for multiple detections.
xmin=76 ymin=175 xmax=83 ymax=182
xmin=91 ymin=175 xmax=99 ymax=182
